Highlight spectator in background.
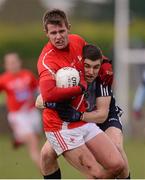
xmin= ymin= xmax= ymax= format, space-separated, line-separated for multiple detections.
xmin=0 ymin=52 xmax=42 ymax=169
xmin=133 ymin=70 xmax=145 ymax=120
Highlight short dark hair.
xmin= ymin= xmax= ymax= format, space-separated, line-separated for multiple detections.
xmin=43 ymin=9 xmax=69 ymax=32
xmin=83 ymin=44 xmax=102 ymax=61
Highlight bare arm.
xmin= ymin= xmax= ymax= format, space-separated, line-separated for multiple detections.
xmin=82 ymin=96 xmax=111 ymax=123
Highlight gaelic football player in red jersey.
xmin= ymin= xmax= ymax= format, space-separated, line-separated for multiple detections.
xmin=0 ymin=53 xmax=42 ymax=169
xmin=37 ymin=9 xmax=124 ymax=179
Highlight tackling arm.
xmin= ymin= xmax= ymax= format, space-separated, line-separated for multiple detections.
xmin=82 ymin=96 xmax=111 ymax=123
xmin=42 ymin=96 xmax=111 ymax=123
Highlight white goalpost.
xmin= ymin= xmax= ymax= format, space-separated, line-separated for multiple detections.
xmin=114 ymin=0 xmax=145 ymax=136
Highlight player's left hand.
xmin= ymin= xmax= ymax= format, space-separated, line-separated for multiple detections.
xmin=44 ymin=101 xmax=83 ymax=122
xmin=98 ymin=56 xmax=113 ymax=86
xmin=57 ymin=105 xmax=83 ymax=122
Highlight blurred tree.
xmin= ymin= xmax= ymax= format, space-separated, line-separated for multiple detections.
xmin=72 ymin=0 xmax=114 ymax=22
xmin=0 ymin=0 xmax=45 ymax=24
xmin=130 ymin=0 xmax=145 ymax=18
xmin=72 ymin=0 xmax=145 ymax=21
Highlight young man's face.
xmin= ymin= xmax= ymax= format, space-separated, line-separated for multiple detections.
xmin=46 ymin=22 xmax=69 ymax=49
xmin=84 ymin=58 xmax=101 ymax=83
xmin=4 ymin=54 xmax=22 ymax=73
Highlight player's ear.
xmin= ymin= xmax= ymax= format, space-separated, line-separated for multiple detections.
xmin=43 ymin=28 xmax=49 ymax=37
xmin=68 ymin=24 xmax=71 ymax=31
xmin=43 ymin=28 xmax=46 ymax=33
xmin=46 ymin=33 xmax=49 ymax=38
xmin=45 ymin=30 xmax=49 ymax=38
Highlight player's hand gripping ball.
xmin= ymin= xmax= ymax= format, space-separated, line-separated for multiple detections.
xmin=56 ymin=67 xmax=80 ymax=88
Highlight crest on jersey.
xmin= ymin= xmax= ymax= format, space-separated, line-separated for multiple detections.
xmin=77 ymin=55 xmax=82 ymax=62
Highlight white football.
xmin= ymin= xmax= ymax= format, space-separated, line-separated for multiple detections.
xmin=56 ymin=67 xmax=80 ymax=88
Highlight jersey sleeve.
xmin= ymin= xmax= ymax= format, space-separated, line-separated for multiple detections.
xmin=71 ymin=34 xmax=87 ymax=47
xmin=96 ymin=79 xmax=112 ymax=97
xmin=28 ymin=71 xmax=38 ymax=89
xmin=77 ymin=35 xmax=87 ymax=47
xmin=37 ymin=52 xmax=83 ymax=102
xmin=0 ymin=75 xmax=5 ymax=92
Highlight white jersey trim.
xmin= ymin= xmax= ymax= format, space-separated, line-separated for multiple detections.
xmin=100 ymin=84 xmax=109 ymax=96
xmin=42 ymin=49 xmax=56 ymax=78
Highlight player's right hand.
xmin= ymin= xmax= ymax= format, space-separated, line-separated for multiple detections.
xmin=78 ymin=83 xmax=88 ymax=98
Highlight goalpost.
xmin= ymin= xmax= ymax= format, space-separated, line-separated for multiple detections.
xmin=114 ymin=0 xmax=145 ymax=136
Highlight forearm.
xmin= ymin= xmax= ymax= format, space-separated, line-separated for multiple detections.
xmin=82 ymin=110 xmax=108 ymax=123
xmin=40 ymin=79 xmax=82 ymax=102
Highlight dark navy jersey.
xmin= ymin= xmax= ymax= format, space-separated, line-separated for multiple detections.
xmin=86 ymin=77 xmax=123 ymax=118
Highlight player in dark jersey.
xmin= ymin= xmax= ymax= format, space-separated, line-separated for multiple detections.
xmin=82 ymin=45 xmax=130 ymax=179
xmin=44 ymin=44 xmax=130 ymax=179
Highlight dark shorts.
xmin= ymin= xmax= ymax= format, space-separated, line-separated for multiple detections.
xmin=97 ymin=113 xmax=122 ymax=132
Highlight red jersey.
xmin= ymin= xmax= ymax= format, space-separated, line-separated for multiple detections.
xmin=0 ymin=69 xmax=38 ymax=112
xmin=37 ymin=34 xmax=88 ymax=131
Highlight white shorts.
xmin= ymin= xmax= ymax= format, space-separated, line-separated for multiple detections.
xmin=45 ymin=123 xmax=102 ymax=156
xmin=8 ymin=108 xmax=42 ymax=141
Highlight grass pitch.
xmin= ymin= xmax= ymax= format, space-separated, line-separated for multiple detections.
xmin=0 ymin=135 xmax=144 ymax=179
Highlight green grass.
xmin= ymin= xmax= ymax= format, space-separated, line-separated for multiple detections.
xmin=0 ymin=93 xmax=6 ymax=104
xmin=0 ymin=135 xmax=144 ymax=179
xmin=124 ymin=139 xmax=145 ymax=179
xmin=0 ymin=135 xmax=83 ymax=179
